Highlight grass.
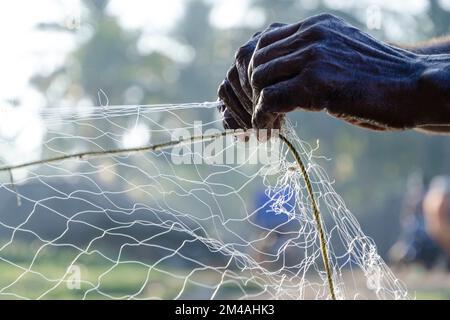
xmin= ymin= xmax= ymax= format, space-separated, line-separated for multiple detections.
xmin=0 ymin=241 xmax=262 ymax=299
xmin=0 ymin=241 xmax=188 ymax=299
xmin=0 ymin=260 xmax=174 ymax=299
xmin=0 ymin=242 xmax=449 ymax=299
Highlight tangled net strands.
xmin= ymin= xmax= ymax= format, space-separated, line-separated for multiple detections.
xmin=0 ymin=101 xmax=408 ymax=299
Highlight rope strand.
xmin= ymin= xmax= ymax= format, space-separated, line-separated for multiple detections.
xmin=279 ymin=134 xmax=336 ymax=300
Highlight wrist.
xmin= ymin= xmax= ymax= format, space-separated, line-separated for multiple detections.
xmin=415 ymin=54 xmax=450 ymax=126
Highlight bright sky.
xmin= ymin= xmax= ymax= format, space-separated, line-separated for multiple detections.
xmin=0 ymin=1 xmax=75 ymax=102
xmin=0 ymin=0 xmax=194 ymax=166
xmin=0 ymin=1 xmax=78 ymax=167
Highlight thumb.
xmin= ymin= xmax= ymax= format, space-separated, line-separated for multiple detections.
xmin=252 ymin=76 xmax=314 ymax=128
xmin=252 ymin=104 xmax=278 ymax=129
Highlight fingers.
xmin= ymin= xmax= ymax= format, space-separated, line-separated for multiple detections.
xmin=254 ymin=22 xmax=302 ymax=51
xmin=221 ymin=105 xmax=241 ymax=130
xmin=251 ymin=46 xmax=317 ymax=100
xmin=219 ymin=22 xmax=303 ymax=131
xmin=235 ymin=37 xmax=260 ymax=100
xmin=248 ymin=23 xmax=330 ymax=106
xmin=234 ymin=25 xmax=286 ymax=104
xmin=252 ymin=25 xmax=328 ymax=72
xmin=227 ymin=66 xmax=252 ymax=114
xmin=251 ymin=16 xmax=333 ymax=63
xmin=221 ymin=14 xmax=398 ymax=132
xmin=252 ymin=74 xmax=321 ymax=129
xmin=249 ymin=28 xmax=335 ymax=129
xmin=248 ymin=23 xmax=302 ymax=86
xmin=218 ymin=79 xmax=252 ymax=129
xmin=219 ymin=24 xmax=287 ymax=130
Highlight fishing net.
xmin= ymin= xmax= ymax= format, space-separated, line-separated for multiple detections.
xmin=0 ymin=101 xmax=408 ymax=299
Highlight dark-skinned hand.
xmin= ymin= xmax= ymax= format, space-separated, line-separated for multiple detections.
xmin=218 ymin=23 xmax=287 ymax=131
xmin=218 ymin=13 xmax=450 ymax=132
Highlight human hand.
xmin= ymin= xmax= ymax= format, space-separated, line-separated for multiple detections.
xmin=219 ymin=14 xmax=434 ymax=131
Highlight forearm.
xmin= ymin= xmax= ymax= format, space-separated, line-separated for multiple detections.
xmin=417 ymin=55 xmax=450 ymax=133
xmin=397 ymin=36 xmax=450 ymax=133
xmin=219 ymin=15 xmax=450 ymax=133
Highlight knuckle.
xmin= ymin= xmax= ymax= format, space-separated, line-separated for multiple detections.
xmin=302 ymin=13 xmax=342 ymax=30
xmin=306 ymin=43 xmax=327 ymax=60
xmin=314 ymin=13 xmax=339 ymax=22
xmin=306 ymin=45 xmax=320 ymax=59
xmin=217 ymin=80 xmax=228 ymax=99
xmin=299 ymin=26 xmax=321 ymax=41
xmin=235 ymin=45 xmax=250 ymax=61
xmin=298 ymin=23 xmax=329 ymax=42
xmin=256 ymin=34 xmax=267 ymax=48
xmin=250 ymin=66 xmax=264 ymax=89
xmin=259 ymin=88 xmax=272 ymax=104
xmin=310 ymin=24 xmax=328 ymax=38
xmin=252 ymin=31 xmax=262 ymax=38
xmin=268 ymin=22 xmax=285 ymax=29
xmin=303 ymin=64 xmax=324 ymax=85
xmin=256 ymin=32 xmax=273 ymax=49
xmin=258 ymin=88 xmax=274 ymax=107
xmin=226 ymin=67 xmax=238 ymax=81
xmin=251 ymin=49 xmax=267 ymax=70
xmin=235 ymin=37 xmax=259 ymax=61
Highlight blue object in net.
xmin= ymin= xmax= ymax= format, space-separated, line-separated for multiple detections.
xmin=253 ymin=186 xmax=296 ymax=229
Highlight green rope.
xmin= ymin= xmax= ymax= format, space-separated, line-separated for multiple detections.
xmin=279 ymin=134 xmax=336 ymax=300
xmin=0 ymin=130 xmax=336 ymax=299
xmin=0 ymin=131 xmax=231 ymax=172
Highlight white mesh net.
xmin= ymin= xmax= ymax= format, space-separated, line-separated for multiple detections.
xmin=0 ymin=102 xmax=408 ymax=299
